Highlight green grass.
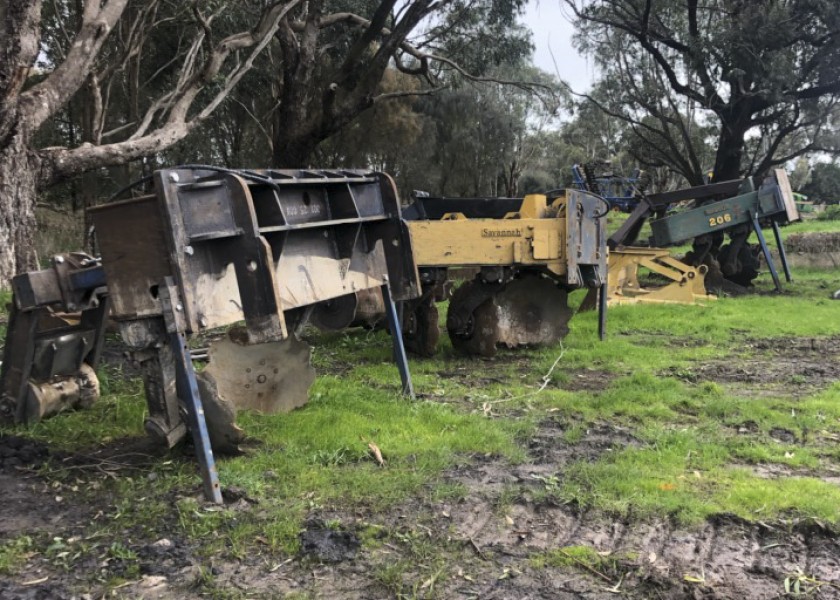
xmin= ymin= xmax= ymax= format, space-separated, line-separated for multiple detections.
xmin=2 ymin=214 xmax=840 ymax=589
xmin=0 ymin=535 xmax=34 ymax=575
xmin=7 ymin=363 xmax=149 ymax=451
xmin=558 ymin=426 xmax=840 ymax=525
xmin=530 ymin=544 xmax=610 ymax=569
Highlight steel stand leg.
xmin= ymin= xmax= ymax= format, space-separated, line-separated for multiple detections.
xmin=771 ymin=220 xmax=793 ymax=283
xmin=169 ymin=330 xmax=222 ymax=504
xmin=750 ymin=211 xmax=782 ymax=293
xmin=597 ymin=282 xmax=608 ymax=341
xmin=381 ymin=279 xmax=414 ymax=398
xmin=161 ymin=279 xmax=222 ymax=504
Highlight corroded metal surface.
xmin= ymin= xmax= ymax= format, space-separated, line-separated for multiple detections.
xmin=0 ymin=254 xmax=108 ymax=425
xmin=89 ymin=167 xmax=420 ymax=451
xmin=447 ymin=275 xmax=573 ymax=357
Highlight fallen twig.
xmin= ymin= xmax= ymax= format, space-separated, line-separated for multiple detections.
xmin=486 ymin=343 xmax=565 ymax=405
xmin=557 ymin=548 xmax=614 ymax=584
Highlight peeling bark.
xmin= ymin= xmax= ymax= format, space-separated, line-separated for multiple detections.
xmin=0 ymin=0 xmax=300 ymax=284
xmin=0 ymin=130 xmax=39 ymax=279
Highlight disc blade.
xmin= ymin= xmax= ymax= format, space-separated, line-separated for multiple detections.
xmin=204 ymin=336 xmax=316 ymax=415
xmin=447 ymin=274 xmax=572 ymax=356
xmin=494 ymin=275 xmax=571 ymax=348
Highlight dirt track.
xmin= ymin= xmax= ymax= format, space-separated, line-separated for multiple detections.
xmin=5 ymin=428 xmax=839 ymax=599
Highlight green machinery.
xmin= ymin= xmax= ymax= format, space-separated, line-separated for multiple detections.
xmin=609 ymin=169 xmax=799 ymax=292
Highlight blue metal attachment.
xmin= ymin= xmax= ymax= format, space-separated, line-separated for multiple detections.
xmin=160 ymin=277 xmax=223 ymax=504
xmin=381 ymin=279 xmax=414 ymax=398
xmin=169 ymin=329 xmax=223 ymax=504
xmin=771 ymin=220 xmax=793 ymax=283
xmin=749 ymin=211 xmax=782 ymax=293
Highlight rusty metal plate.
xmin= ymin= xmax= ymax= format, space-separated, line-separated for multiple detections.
xmin=204 ymin=336 xmax=315 ymax=414
xmin=89 ymin=196 xmax=171 ymax=320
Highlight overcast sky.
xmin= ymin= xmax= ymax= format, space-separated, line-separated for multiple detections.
xmin=520 ymin=1 xmax=595 ymax=92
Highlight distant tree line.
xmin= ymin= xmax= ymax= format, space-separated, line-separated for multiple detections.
xmin=1 ymin=0 xmax=839 ymax=281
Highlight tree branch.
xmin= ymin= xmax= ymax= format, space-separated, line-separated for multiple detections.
xmin=21 ymin=0 xmax=129 ymax=130
xmin=373 ymin=86 xmax=444 ymax=102
xmin=0 ymin=0 xmax=42 ymax=141
xmin=40 ymin=0 xmax=302 ymax=185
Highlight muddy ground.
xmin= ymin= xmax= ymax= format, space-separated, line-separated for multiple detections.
xmin=1 ymin=334 xmax=839 ymax=599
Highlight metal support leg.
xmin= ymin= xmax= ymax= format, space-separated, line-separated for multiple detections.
xmin=169 ymin=329 xmax=223 ymax=504
xmin=771 ymin=219 xmax=793 ymax=283
xmin=160 ymin=278 xmax=222 ymax=504
xmin=381 ymin=279 xmax=414 ymax=398
xmin=750 ymin=211 xmax=782 ymax=293
xmin=597 ymin=283 xmax=608 ymax=341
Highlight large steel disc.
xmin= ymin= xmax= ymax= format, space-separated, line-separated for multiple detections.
xmin=403 ymin=300 xmax=440 ymax=357
xmin=199 ymin=336 xmax=316 ymax=454
xmin=447 ymin=279 xmax=499 ymax=357
xmin=494 ymin=275 xmax=572 ymax=348
xmin=447 ymin=275 xmax=572 ymax=357
xmin=310 ymin=293 xmax=359 ymax=331
xmin=718 ymin=242 xmax=761 ymax=287
xmin=351 ymin=288 xmax=386 ymax=328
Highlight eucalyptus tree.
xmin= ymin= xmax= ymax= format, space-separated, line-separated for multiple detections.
xmin=566 ymin=0 xmax=840 ymax=182
xmin=0 ymin=0 xmax=553 ymax=281
xmin=266 ymin=0 xmax=544 ymax=167
xmin=0 ymin=0 xmax=300 ymax=281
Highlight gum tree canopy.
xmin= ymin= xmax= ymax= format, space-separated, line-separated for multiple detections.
xmin=566 ymin=0 xmax=840 ymax=183
xmin=0 ymin=0 xmax=536 ymax=283
xmin=0 ymin=0 xmax=300 ymax=281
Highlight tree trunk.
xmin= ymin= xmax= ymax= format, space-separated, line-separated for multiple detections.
xmin=713 ymin=134 xmax=745 ymax=182
xmin=713 ymin=111 xmax=751 ymax=182
xmin=0 ymin=128 xmax=39 ymax=282
xmin=272 ymin=130 xmax=321 ymax=168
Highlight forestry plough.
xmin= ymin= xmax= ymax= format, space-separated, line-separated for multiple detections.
xmin=0 ymin=166 xmax=607 ymax=501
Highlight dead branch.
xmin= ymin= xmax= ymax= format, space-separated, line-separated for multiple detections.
xmin=22 ymin=0 xmax=130 ymax=130
xmin=42 ymin=0 xmax=303 ymax=184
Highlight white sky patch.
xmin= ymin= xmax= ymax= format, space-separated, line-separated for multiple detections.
xmin=521 ymin=1 xmax=594 ymax=92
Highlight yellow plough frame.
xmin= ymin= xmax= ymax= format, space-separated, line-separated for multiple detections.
xmin=605 ymin=247 xmax=715 ymax=306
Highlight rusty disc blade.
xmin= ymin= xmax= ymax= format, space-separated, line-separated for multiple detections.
xmin=403 ymin=300 xmax=440 ymax=357
xmin=447 ymin=274 xmax=572 ymax=357
xmin=493 ymin=275 xmax=572 ymax=348
xmin=199 ymin=336 xmax=316 ymax=453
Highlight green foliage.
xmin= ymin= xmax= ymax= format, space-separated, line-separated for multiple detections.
xmin=434 ymin=0 xmax=534 ymax=75
xmin=0 ymin=536 xmax=33 ymax=575
xmin=570 ymin=0 xmax=840 ymax=181
xmin=802 ymin=162 xmax=840 ymax=204
xmin=816 ymin=205 xmax=840 ymax=221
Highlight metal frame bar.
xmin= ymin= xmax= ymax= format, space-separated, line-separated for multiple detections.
xmin=771 ymin=220 xmax=793 ymax=283
xmin=381 ymin=279 xmax=414 ymax=398
xmin=749 ymin=212 xmax=782 ymax=293
xmin=168 ymin=329 xmax=222 ymax=504
xmin=160 ymin=278 xmax=222 ymax=504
